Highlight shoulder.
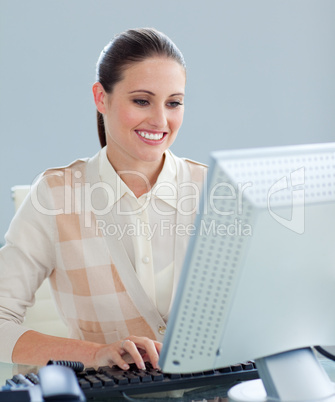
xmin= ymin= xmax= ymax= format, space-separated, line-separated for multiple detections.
xmin=183 ymin=157 xmax=208 ymax=170
xmin=182 ymin=158 xmax=208 ymax=183
xmin=168 ymin=150 xmax=208 ymax=182
xmin=43 ymin=157 xmax=89 ymax=176
xmin=40 ymin=156 xmax=91 ymax=188
xmin=168 ymin=150 xmax=207 ymax=169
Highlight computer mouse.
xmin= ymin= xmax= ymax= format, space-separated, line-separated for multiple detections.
xmin=38 ymin=365 xmax=85 ymax=401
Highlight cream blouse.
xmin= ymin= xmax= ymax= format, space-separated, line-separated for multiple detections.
xmin=99 ymin=148 xmax=177 ymax=319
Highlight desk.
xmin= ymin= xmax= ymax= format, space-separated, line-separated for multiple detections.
xmin=1 ymin=359 xmax=335 ymax=401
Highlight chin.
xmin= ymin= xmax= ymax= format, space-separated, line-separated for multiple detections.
xmin=137 ymin=149 xmax=166 ymax=163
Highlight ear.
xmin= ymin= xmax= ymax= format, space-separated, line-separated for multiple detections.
xmin=92 ymin=82 xmax=107 ymax=114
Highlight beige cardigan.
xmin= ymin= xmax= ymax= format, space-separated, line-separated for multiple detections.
xmin=0 ymin=150 xmax=207 ymax=362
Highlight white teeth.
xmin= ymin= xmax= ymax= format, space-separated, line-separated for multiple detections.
xmin=137 ymin=131 xmax=164 ymax=140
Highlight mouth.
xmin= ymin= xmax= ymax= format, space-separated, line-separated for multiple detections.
xmin=135 ymin=130 xmax=167 ymax=142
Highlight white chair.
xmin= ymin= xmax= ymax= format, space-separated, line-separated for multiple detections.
xmin=11 ymin=185 xmax=68 ymax=337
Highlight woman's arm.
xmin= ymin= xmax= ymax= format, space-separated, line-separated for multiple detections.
xmin=13 ymin=330 xmax=162 ymax=370
xmin=3 ymin=173 xmax=162 ymax=370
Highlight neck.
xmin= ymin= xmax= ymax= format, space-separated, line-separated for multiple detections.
xmin=106 ymin=152 xmax=165 ymax=198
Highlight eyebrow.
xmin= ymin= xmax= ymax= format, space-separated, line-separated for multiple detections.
xmin=128 ymin=90 xmax=184 ymax=97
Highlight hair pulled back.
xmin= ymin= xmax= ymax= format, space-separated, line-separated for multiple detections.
xmin=95 ymin=28 xmax=186 ymax=148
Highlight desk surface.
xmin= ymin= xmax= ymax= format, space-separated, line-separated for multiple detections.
xmin=1 ymin=358 xmax=335 ymax=401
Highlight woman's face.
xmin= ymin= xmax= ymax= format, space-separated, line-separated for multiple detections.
xmin=94 ymin=57 xmax=186 ymax=170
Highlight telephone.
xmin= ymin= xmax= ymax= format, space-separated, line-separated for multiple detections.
xmin=1 ymin=365 xmax=86 ymax=401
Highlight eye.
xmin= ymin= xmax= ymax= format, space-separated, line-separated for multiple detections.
xmin=167 ymin=101 xmax=184 ymax=108
xmin=133 ymin=99 xmax=149 ymax=106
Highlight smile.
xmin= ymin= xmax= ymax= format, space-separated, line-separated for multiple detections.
xmin=136 ymin=131 xmax=165 ymax=140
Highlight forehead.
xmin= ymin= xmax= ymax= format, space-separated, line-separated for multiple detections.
xmin=117 ymin=57 xmax=186 ymax=92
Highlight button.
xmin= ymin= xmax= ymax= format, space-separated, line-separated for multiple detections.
xmin=158 ymin=326 xmax=166 ymax=335
xmin=142 ymin=256 xmax=150 ymax=264
xmin=136 ymin=207 xmax=145 ymax=215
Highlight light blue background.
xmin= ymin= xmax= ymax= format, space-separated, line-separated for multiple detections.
xmin=1 ymin=0 xmax=334 ymax=243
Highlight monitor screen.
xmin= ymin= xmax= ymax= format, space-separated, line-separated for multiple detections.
xmin=159 ymin=142 xmax=335 ymax=374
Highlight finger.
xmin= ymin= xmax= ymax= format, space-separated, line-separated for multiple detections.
xmin=105 ymin=344 xmax=131 ymax=371
xmin=128 ymin=337 xmax=161 ymax=369
xmin=138 ymin=341 xmax=162 ymax=356
xmin=153 ymin=341 xmax=162 ymax=368
xmin=121 ymin=340 xmax=146 ymax=370
xmin=154 ymin=340 xmax=163 ymax=354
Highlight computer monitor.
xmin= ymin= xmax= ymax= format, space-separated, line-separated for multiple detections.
xmin=159 ymin=142 xmax=335 ymax=400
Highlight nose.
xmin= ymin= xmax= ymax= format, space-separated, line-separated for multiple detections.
xmin=147 ymin=104 xmax=167 ymax=129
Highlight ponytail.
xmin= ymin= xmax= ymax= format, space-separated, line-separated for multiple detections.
xmin=97 ymin=111 xmax=106 ymax=148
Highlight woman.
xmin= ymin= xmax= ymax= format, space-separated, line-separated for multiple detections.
xmin=0 ymin=28 xmax=206 ymax=370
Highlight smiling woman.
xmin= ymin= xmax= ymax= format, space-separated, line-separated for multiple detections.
xmin=0 ymin=27 xmax=207 ymax=372
xmin=95 ymin=28 xmax=186 ymax=147
xmin=93 ymin=57 xmax=186 ymax=195
xmin=93 ymin=29 xmax=187 ymax=196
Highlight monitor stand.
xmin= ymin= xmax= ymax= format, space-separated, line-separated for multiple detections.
xmin=228 ymin=347 xmax=335 ymax=402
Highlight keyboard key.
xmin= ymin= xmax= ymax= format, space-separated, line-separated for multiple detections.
xmin=147 ymin=369 xmax=164 ymax=381
xmin=85 ymin=375 xmax=103 ymax=388
xmin=95 ymin=374 xmax=115 ymax=387
xmin=218 ymin=366 xmax=232 ymax=373
xmin=231 ymin=364 xmax=243 ymax=372
xmin=113 ymin=375 xmax=129 ymax=385
xmin=78 ymin=378 xmax=91 ymax=389
xmin=203 ymin=369 xmax=215 ymax=375
xmin=168 ymin=373 xmax=181 ymax=380
xmin=193 ymin=371 xmax=204 ymax=377
xmin=242 ymin=362 xmax=254 ymax=370
xmin=124 ymin=372 xmax=140 ymax=384
xmin=132 ymin=370 xmax=152 ymax=383
xmin=85 ymin=367 xmax=97 ymax=375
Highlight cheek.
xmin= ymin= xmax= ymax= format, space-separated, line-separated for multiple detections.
xmin=112 ymin=104 xmax=141 ymax=130
xmin=171 ymin=111 xmax=184 ymax=131
xmin=121 ymin=107 xmax=145 ymax=129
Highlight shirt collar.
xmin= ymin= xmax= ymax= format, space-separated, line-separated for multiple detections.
xmin=152 ymin=150 xmax=177 ymax=209
xmin=99 ymin=147 xmax=131 ymax=205
xmin=99 ymin=147 xmax=177 ymax=209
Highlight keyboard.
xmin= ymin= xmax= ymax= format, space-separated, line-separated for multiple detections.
xmin=3 ymin=361 xmax=259 ymax=399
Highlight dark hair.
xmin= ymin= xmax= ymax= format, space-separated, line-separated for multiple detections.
xmin=95 ymin=28 xmax=186 ymax=148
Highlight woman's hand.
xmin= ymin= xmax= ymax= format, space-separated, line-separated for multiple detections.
xmin=94 ymin=336 xmax=162 ymax=370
